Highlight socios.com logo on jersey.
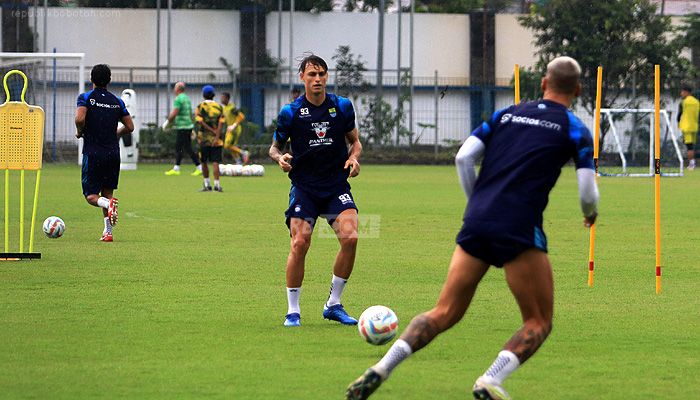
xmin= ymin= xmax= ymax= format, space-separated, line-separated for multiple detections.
xmin=500 ymin=113 xmax=512 ymax=123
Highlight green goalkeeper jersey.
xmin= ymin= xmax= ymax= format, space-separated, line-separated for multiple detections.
xmin=173 ymin=93 xmax=194 ymax=130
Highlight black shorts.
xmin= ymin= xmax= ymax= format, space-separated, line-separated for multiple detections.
xmin=685 ymin=142 xmax=694 ymax=151
xmin=285 ymin=186 xmax=358 ymax=229
xmin=200 ymin=145 xmax=222 ymax=163
xmin=455 ymin=226 xmax=548 ymax=268
xmin=81 ymin=153 xmax=120 ymax=197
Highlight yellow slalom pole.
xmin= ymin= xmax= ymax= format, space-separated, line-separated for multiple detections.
xmin=514 ymin=64 xmax=521 ymax=104
xmin=4 ymin=169 xmax=8 ymax=253
xmin=19 ymin=170 xmax=25 ymax=253
xmin=588 ymin=66 xmax=603 ymax=287
xmin=28 ymin=170 xmax=41 ymax=253
xmin=654 ymin=65 xmax=662 ymax=294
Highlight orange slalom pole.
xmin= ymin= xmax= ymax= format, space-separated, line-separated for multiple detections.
xmin=514 ymin=64 xmax=521 ymax=104
xmin=654 ymin=65 xmax=662 ymax=294
xmin=588 ymin=66 xmax=602 ymax=287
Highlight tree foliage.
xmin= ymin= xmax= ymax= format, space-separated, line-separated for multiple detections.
xmin=332 ymin=45 xmax=371 ymax=99
xmin=343 ymin=0 xmax=393 ymax=12
xmin=679 ymin=13 xmax=700 ymax=89
xmin=518 ymin=0 xmax=693 ymax=115
xmin=414 ymin=0 xmax=512 ymax=13
xmin=332 ymin=45 xmax=412 ymax=146
xmin=59 ymin=0 xmax=521 ymax=12
xmin=70 ymin=0 xmax=334 ymax=11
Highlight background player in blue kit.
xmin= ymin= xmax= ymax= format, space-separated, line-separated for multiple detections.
xmin=346 ymin=56 xmax=599 ymax=400
xmin=75 ymin=64 xmax=134 ymax=242
xmin=269 ymin=54 xmax=363 ymax=328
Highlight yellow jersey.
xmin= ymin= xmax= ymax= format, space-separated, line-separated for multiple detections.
xmin=223 ymin=103 xmax=245 ymax=127
xmin=679 ymin=95 xmax=699 ymax=134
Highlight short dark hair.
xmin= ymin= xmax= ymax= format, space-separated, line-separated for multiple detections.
xmin=221 ymin=92 xmax=231 ymax=99
xmin=90 ymin=64 xmax=111 ymax=87
xmin=298 ymin=54 xmax=328 ymax=74
xmin=681 ymin=84 xmax=693 ymax=93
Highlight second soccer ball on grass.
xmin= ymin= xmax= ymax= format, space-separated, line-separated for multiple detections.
xmin=358 ymin=305 xmax=399 ymax=345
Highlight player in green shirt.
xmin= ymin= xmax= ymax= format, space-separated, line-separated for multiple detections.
xmin=163 ymin=82 xmax=202 ymax=176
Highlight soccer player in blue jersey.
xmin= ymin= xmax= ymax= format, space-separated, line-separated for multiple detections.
xmin=346 ymin=56 xmax=599 ymax=400
xmin=269 ymin=54 xmax=363 ymax=327
xmin=75 ymin=64 xmax=133 ymax=242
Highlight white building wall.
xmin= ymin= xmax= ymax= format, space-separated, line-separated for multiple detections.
xmin=32 ymin=7 xmax=240 ymax=69
xmin=26 ymin=8 xmax=535 ymax=83
xmin=266 ymin=12 xmax=470 ymax=81
xmin=495 ymin=14 xmax=537 ymax=85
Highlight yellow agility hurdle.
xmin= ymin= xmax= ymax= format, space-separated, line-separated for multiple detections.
xmin=1 ymin=69 xmax=44 ymax=260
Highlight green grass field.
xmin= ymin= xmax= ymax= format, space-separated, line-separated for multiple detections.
xmin=1 ymin=163 xmax=698 ymax=399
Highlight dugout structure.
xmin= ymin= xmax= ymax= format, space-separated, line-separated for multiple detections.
xmin=1 ymin=70 xmax=45 ymax=260
xmin=598 ymin=108 xmax=684 ymax=177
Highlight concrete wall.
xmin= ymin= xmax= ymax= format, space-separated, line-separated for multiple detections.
xmin=266 ymin=12 xmax=470 ymax=80
xmin=32 ymin=7 xmax=240 ymax=69
xmin=495 ymin=14 xmax=537 ymax=85
xmin=31 ymin=8 xmax=474 ymax=80
xmin=19 ymin=7 xmax=697 ymax=84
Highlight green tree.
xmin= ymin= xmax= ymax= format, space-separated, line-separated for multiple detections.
xmin=678 ymin=13 xmax=700 ymax=89
xmin=413 ymin=0 xmax=513 ymax=13
xmin=332 ymin=45 xmax=411 ymax=146
xmin=343 ymin=0 xmax=392 ymax=12
xmin=518 ymin=0 xmax=692 ymax=116
xmin=332 ymin=45 xmax=371 ymax=100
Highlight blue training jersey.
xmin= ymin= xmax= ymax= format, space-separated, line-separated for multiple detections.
xmin=77 ymin=88 xmax=129 ymax=156
xmin=274 ymin=93 xmax=356 ymax=196
xmin=464 ymin=99 xmax=594 ymax=239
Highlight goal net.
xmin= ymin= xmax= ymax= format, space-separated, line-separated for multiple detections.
xmin=0 ymin=52 xmax=85 ymax=163
xmin=597 ymin=108 xmax=684 ymax=177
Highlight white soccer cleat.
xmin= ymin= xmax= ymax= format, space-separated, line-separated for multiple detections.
xmin=472 ymin=377 xmax=511 ymax=400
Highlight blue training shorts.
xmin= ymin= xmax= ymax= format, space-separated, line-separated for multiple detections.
xmin=455 ymin=225 xmax=548 ymax=268
xmin=285 ymin=186 xmax=358 ymax=229
xmin=81 ymin=153 xmax=120 ymax=197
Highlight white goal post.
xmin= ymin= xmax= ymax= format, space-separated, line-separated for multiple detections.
xmin=0 ymin=52 xmax=85 ymax=94
xmin=0 ymin=52 xmax=85 ymax=163
xmin=599 ymin=108 xmax=684 ymax=177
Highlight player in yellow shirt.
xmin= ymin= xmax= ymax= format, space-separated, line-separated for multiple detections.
xmin=678 ymin=85 xmax=699 ymax=170
xmin=195 ymin=85 xmax=225 ymax=191
xmin=221 ymin=92 xmax=249 ymax=164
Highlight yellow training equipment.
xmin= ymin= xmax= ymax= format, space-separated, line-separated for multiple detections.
xmin=1 ymin=70 xmax=44 ymax=170
xmin=1 ymin=70 xmax=44 ymax=260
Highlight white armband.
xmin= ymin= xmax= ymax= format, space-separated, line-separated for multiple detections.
xmin=455 ymin=136 xmax=485 ymax=198
xmin=576 ymin=168 xmax=599 ymax=217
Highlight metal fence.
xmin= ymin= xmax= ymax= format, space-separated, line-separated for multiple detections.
xmin=0 ymin=60 xmax=492 ymax=161
xmin=3 ymin=58 xmax=682 ymax=164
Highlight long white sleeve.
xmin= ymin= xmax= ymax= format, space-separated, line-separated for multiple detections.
xmin=576 ymin=168 xmax=599 ymax=217
xmin=455 ymin=136 xmax=485 ymax=198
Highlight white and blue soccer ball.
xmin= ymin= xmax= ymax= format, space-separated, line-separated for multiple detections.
xmin=358 ymin=305 xmax=399 ymax=345
xmin=42 ymin=216 xmax=65 ymax=239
